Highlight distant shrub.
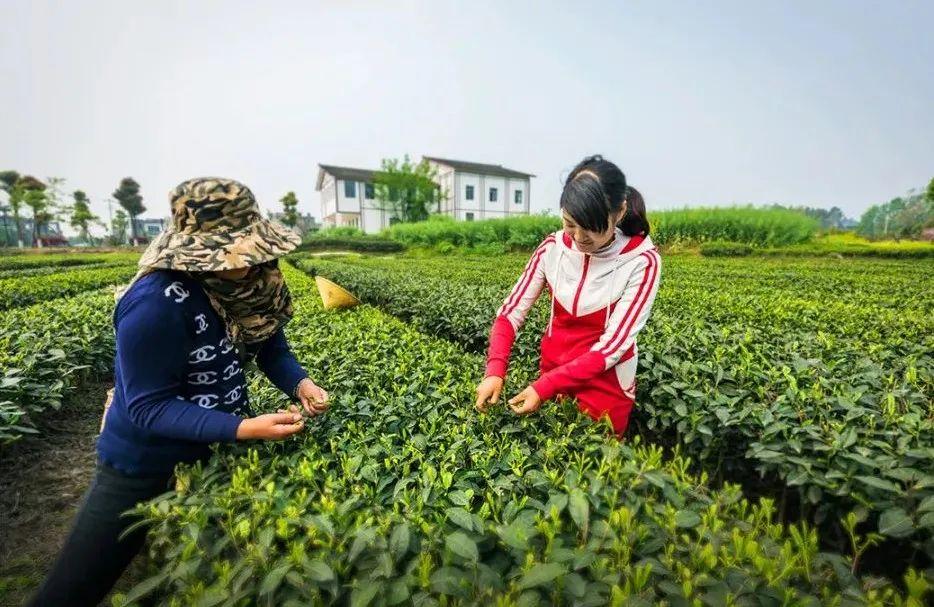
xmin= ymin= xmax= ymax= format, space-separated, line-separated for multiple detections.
xmin=651 ymin=206 xmax=819 ymax=247
xmin=317 ymin=226 xmax=365 ymax=238
xmin=699 ymin=241 xmax=753 ymax=257
xmin=434 ymin=241 xmax=455 ymax=255
xmin=385 ymin=207 xmax=819 ymax=251
xmin=386 ymin=214 xmax=560 ymax=249
xmin=299 ymin=234 xmax=403 ymax=253
xmin=761 ymin=233 xmax=934 ymax=258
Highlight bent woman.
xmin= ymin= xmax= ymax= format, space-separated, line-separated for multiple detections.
xmin=476 ymin=155 xmax=661 ymax=434
xmin=30 ymin=178 xmax=329 ymax=606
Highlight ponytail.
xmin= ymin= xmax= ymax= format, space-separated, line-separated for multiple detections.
xmin=618 ymin=186 xmax=650 ymax=236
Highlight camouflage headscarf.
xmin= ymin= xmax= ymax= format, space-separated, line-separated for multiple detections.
xmin=125 ymin=177 xmax=300 ymax=345
xmin=137 ymin=177 xmax=301 ymax=272
xmin=196 ymin=260 xmax=294 ymax=345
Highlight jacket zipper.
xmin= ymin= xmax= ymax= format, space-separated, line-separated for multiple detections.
xmin=571 ymin=255 xmax=590 ymax=316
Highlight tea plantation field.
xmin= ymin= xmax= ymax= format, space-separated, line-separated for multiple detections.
xmin=0 ymin=251 xmax=931 ymax=605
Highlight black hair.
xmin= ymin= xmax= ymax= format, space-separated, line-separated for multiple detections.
xmin=620 ymin=186 xmax=649 ymax=236
xmin=560 ymin=155 xmax=650 ymax=236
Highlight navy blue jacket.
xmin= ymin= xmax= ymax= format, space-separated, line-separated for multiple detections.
xmin=97 ymin=270 xmax=307 ymax=476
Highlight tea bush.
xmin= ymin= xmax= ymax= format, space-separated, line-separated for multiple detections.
xmin=299 ymin=234 xmax=404 ymax=254
xmin=0 ymin=251 xmax=138 ymax=271
xmin=123 ymin=264 xmax=928 ymax=605
xmin=0 ymin=288 xmax=117 ymax=441
xmin=295 ymin=254 xmax=934 ymax=562
xmin=0 ymin=260 xmax=131 ymax=278
xmin=0 ymin=264 xmax=138 ymax=310
xmin=759 ymin=234 xmax=934 ymax=259
xmin=698 ymin=241 xmax=753 ymax=257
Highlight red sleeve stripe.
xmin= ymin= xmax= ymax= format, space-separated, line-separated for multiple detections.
xmin=499 ymin=236 xmax=554 ymax=317
xmin=598 ymin=250 xmax=659 ymax=358
xmin=600 ymin=249 xmax=659 ymax=357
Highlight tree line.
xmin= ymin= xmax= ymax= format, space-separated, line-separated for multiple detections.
xmin=5 ymin=164 xmax=929 ymax=246
xmin=856 ymin=178 xmax=934 ymax=241
xmin=0 ymin=172 xmax=147 ymax=247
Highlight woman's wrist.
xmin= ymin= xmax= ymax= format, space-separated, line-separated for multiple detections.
xmin=292 ymin=376 xmax=310 ymax=399
xmin=235 ymin=418 xmax=254 ymax=440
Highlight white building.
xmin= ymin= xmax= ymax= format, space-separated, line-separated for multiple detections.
xmin=423 ymin=157 xmax=533 ymax=223
xmin=316 ymin=165 xmax=387 ymax=233
xmin=132 ymin=217 xmax=169 ymax=240
xmin=316 ymin=157 xmax=534 ymax=233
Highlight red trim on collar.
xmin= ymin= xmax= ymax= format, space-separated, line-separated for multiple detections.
xmin=620 ymin=233 xmax=645 ymax=254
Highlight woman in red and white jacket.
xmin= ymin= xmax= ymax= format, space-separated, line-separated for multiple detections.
xmin=475 ymin=155 xmax=661 ymax=434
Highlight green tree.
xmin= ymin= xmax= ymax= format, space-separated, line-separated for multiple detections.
xmin=112 ymin=177 xmax=145 ymax=245
xmin=926 ymin=177 xmax=934 ymax=203
xmin=280 ymin=191 xmax=299 ymax=227
xmin=0 ymin=201 xmax=8 ymax=247
xmin=16 ymin=176 xmax=47 ymax=247
xmin=857 ymin=204 xmax=880 ymax=239
xmin=890 ymin=193 xmax=933 ymax=240
xmin=776 ymin=204 xmax=850 ymax=230
xmin=70 ymin=190 xmax=100 ymax=244
xmin=373 ymin=155 xmax=443 ymax=224
xmin=0 ymin=170 xmax=23 ymax=246
xmin=111 ymin=209 xmax=129 ymax=245
xmin=43 ymin=177 xmax=69 ymax=244
xmin=857 ymin=187 xmax=933 ymax=240
xmin=0 ymin=171 xmax=18 ymax=192
xmin=44 ymin=177 xmax=68 ymax=217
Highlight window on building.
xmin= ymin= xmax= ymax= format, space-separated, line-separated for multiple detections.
xmin=344 ymin=181 xmax=357 ymax=198
xmin=465 ymin=185 xmax=474 ymax=200
xmin=466 ymin=212 xmax=475 ymax=221
xmin=514 ymin=190 xmax=523 ymax=204
xmin=489 ymin=188 xmax=498 ymax=202
xmin=365 ymin=183 xmax=375 ymax=199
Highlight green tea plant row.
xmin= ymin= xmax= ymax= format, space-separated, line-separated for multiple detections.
xmin=701 ymin=240 xmax=934 ymax=259
xmin=296 ymin=254 xmax=932 ymax=344
xmin=0 ymin=264 xmax=139 ymax=310
xmin=294 ymin=255 xmax=934 ymax=564
xmin=121 ymin=263 xmax=929 ymax=606
xmin=0 ymin=251 xmax=139 ymax=271
xmin=0 ymin=288 xmax=117 ymax=442
xmin=300 ymin=253 xmax=933 ymax=353
xmin=0 ymin=260 xmax=131 ymax=279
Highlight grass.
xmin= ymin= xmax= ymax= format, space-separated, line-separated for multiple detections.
xmin=384 ymin=206 xmax=821 ymax=250
xmin=650 ymin=206 xmax=819 ymax=246
xmin=758 ymin=232 xmax=934 ymax=258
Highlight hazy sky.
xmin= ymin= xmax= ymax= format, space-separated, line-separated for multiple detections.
xmin=1 ymin=0 xmax=932 ymax=231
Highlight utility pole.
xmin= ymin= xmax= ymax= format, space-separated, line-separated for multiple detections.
xmin=106 ymin=197 xmax=114 ymax=242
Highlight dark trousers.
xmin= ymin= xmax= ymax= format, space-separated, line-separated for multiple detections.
xmin=29 ymin=461 xmax=173 ymax=607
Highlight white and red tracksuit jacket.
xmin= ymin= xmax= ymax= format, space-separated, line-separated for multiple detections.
xmin=485 ymin=229 xmax=661 ymax=432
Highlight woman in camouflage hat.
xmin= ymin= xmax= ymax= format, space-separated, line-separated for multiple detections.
xmin=31 ymin=178 xmax=329 ymax=607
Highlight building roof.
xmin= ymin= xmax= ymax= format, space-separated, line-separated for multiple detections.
xmin=422 ymin=156 xmax=535 ymax=179
xmin=316 ymin=164 xmax=379 ymax=190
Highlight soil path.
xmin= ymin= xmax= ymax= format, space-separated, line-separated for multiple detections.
xmin=0 ymin=383 xmax=146 ymax=606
